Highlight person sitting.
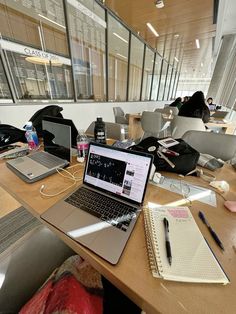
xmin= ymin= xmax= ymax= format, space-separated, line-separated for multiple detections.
xmin=178 ymin=91 xmax=210 ymax=123
xmin=169 ymin=97 xmax=183 ymax=110
xmin=206 ymin=97 xmax=216 ymax=111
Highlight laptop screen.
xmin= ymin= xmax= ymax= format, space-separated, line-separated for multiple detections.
xmin=42 ymin=120 xmax=71 ymax=162
xmin=84 ymin=143 xmax=153 ymax=204
xmin=42 ymin=116 xmax=78 ymax=147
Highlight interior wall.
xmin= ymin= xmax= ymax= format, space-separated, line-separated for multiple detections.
xmin=0 ymin=101 xmax=168 ymax=130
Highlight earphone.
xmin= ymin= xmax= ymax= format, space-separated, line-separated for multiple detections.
xmin=39 ymin=164 xmax=83 ymax=197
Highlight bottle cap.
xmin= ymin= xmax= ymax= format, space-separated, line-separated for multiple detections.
xmin=25 ymin=121 xmax=33 ymax=129
xmin=97 ymin=117 xmax=103 ymax=122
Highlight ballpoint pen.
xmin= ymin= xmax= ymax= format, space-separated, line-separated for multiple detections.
xmin=198 ymin=211 xmax=224 ymax=251
xmin=163 ymin=218 xmax=172 ymax=265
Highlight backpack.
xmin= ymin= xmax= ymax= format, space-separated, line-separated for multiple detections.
xmin=129 ymin=137 xmax=200 ymax=175
xmin=28 ymin=105 xmax=64 ymax=137
xmin=0 ymin=124 xmax=27 ymax=147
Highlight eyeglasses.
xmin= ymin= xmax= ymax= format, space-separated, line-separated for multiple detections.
xmin=170 ymin=180 xmax=192 ymax=206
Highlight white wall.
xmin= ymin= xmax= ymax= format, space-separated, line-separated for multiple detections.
xmin=0 ymin=101 xmax=169 ymax=130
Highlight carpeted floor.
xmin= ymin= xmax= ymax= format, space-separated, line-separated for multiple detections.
xmin=0 ymin=206 xmax=41 ymax=254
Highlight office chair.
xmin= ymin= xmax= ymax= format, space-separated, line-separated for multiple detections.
xmin=182 ymin=130 xmax=236 ymax=161
xmin=86 ymin=121 xmax=125 ymax=140
xmin=170 ymin=116 xmax=206 ymax=139
xmin=0 ymin=224 xmax=74 ymax=313
xmin=140 ymin=111 xmax=170 ymax=140
xmin=113 ymin=107 xmax=129 ymax=125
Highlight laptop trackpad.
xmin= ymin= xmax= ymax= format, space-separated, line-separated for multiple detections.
xmin=59 ymin=210 xmax=110 ymax=245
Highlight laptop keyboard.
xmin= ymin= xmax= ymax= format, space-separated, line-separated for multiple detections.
xmin=28 ymin=152 xmax=64 ymax=169
xmin=65 ymin=187 xmax=137 ymax=232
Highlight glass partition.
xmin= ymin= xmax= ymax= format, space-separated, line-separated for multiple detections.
xmin=67 ymin=0 xmax=106 ymax=101
xmin=141 ymin=47 xmax=154 ymax=101
xmin=158 ymin=60 xmax=167 ymax=100
xmin=128 ymin=34 xmax=144 ymax=101
xmin=151 ymin=54 xmax=162 ymax=100
xmin=108 ymin=14 xmax=129 ymax=101
xmin=0 ymin=0 xmax=73 ymax=101
xmin=164 ymin=64 xmax=172 ymax=100
xmin=0 ymin=57 xmax=12 ymax=102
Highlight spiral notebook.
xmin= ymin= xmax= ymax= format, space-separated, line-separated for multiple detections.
xmin=143 ymin=206 xmax=229 ymax=284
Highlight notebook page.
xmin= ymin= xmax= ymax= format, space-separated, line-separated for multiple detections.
xmin=148 ymin=207 xmax=229 ymax=284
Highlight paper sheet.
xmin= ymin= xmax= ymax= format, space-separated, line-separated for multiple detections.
xmin=150 ymin=176 xmax=217 ymax=207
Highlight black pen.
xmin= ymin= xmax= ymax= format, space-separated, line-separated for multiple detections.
xmin=163 ymin=218 xmax=172 ymax=265
xmin=198 ymin=211 xmax=224 ymax=251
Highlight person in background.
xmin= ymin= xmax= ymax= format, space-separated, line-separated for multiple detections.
xmin=169 ymin=97 xmax=183 ymax=110
xmin=206 ymin=97 xmax=216 ymax=111
xmin=182 ymin=96 xmax=190 ymax=104
xmin=178 ymin=91 xmax=210 ymax=123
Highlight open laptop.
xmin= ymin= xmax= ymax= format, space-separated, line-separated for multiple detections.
xmin=41 ymin=142 xmax=153 ymax=264
xmin=6 ymin=120 xmax=71 ymax=183
xmin=211 ymin=111 xmax=229 ymax=120
xmin=42 ymin=116 xmax=78 ymax=147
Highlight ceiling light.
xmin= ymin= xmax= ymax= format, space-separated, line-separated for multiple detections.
xmin=113 ymin=32 xmax=128 ymax=43
xmin=146 ymin=23 xmax=159 ymax=37
xmin=174 ymin=57 xmax=179 ymax=62
xmin=195 ymin=39 xmax=200 ymax=49
xmin=155 ymin=0 xmax=164 ymax=8
xmin=174 ymin=34 xmax=179 ymax=38
xmin=200 ymin=62 xmax=203 ymax=67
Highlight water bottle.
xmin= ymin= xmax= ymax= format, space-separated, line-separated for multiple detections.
xmin=25 ymin=121 xmax=39 ymax=150
xmin=77 ymin=130 xmax=89 ymax=162
xmin=94 ymin=117 xmax=106 ymax=144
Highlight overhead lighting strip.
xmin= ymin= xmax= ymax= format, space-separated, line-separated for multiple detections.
xmin=195 ymin=39 xmax=200 ymax=49
xmin=113 ymin=32 xmax=128 ymax=43
xmin=116 ymin=53 xmax=127 ymax=59
xmin=146 ymin=23 xmax=159 ymax=37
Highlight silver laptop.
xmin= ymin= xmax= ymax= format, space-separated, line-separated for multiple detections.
xmin=6 ymin=121 xmax=71 ymax=183
xmin=41 ymin=142 xmax=153 ymax=264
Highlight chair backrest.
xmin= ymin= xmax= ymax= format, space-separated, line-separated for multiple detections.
xmin=113 ymin=107 xmax=128 ymax=124
xmin=182 ymin=130 xmax=236 ymax=161
xmin=170 ymin=116 xmax=206 ymax=138
xmin=141 ymin=111 xmax=168 ymax=139
xmin=86 ymin=121 xmax=124 ymax=140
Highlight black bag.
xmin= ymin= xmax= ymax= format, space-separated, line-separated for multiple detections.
xmin=129 ymin=137 xmax=200 ymax=175
xmin=0 ymin=124 xmax=27 ymax=147
xmin=28 ymin=105 xmax=63 ymax=137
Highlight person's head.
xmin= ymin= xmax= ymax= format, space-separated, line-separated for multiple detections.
xmin=175 ymin=97 xmax=182 ymax=103
xmin=183 ymin=96 xmax=189 ymax=103
xmin=207 ymin=97 xmax=213 ymax=104
xmin=189 ymin=91 xmax=205 ymax=104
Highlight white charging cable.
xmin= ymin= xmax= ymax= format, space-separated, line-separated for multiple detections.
xmin=39 ymin=164 xmax=83 ymax=197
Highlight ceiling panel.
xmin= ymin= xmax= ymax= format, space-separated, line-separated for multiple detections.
xmin=105 ymin=0 xmax=216 ymax=78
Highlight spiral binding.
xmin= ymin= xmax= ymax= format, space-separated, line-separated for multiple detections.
xmin=143 ymin=207 xmax=163 ymax=276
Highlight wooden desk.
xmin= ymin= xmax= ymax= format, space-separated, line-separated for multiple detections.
xmin=1 ymin=161 xmax=236 ymax=313
xmin=206 ymin=120 xmax=236 ymax=134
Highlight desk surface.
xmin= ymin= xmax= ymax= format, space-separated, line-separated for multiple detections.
xmin=1 ymin=160 xmax=236 ymax=314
